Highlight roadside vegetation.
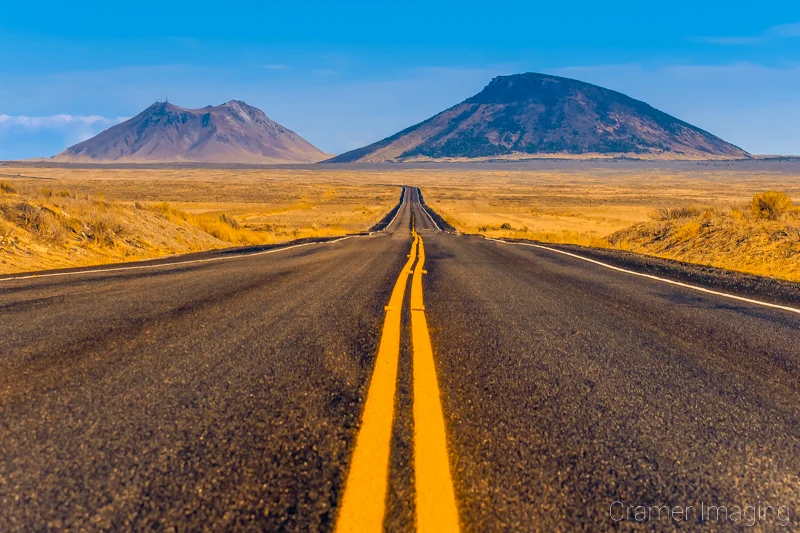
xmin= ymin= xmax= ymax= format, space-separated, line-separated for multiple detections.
xmin=0 ymin=185 xmax=241 ymax=272
xmin=608 ymin=191 xmax=800 ymax=281
xmin=3 ymin=165 xmax=799 ymax=281
xmin=434 ymin=189 xmax=800 ymax=282
xmin=418 ymin=170 xmax=800 ymax=282
xmin=0 ymin=171 xmax=396 ymax=273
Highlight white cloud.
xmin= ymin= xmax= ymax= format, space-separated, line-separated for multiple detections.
xmin=0 ymin=114 xmax=125 ymax=129
xmin=691 ymin=21 xmax=800 ymax=46
xmin=0 ymin=114 xmax=128 ymax=159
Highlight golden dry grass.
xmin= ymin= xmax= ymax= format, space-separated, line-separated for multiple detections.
xmin=411 ymin=168 xmax=800 ymax=281
xmin=609 ymin=196 xmax=800 ymax=280
xmin=0 ymin=168 xmax=397 ymax=274
xmin=2 ymin=165 xmax=800 ymax=281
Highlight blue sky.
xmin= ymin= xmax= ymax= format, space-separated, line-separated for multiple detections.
xmin=1 ymin=0 xmax=799 ymax=158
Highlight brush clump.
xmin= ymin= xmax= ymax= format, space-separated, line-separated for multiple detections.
xmin=608 ymin=191 xmax=800 ymax=280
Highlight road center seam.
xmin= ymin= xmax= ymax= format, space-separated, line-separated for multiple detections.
xmin=410 ymin=229 xmax=460 ymax=532
xmin=335 ymin=233 xmax=419 ymax=532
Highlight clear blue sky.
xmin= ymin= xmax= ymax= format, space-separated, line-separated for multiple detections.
xmin=1 ymin=0 xmax=799 ymax=158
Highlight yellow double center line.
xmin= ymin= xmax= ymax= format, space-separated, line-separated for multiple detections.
xmin=409 ymin=229 xmax=460 ymax=533
xmin=335 ymin=228 xmax=460 ymax=532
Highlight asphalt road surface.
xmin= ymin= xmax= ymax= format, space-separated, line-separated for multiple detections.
xmin=1 ymin=187 xmax=799 ymax=532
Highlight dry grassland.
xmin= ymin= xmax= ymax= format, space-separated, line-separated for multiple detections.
xmin=0 ymin=167 xmax=398 ymax=273
xmin=2 ymin=165 xmax=799 ymax=281
xmin=411 ymin=168 xmax=800 ymax=281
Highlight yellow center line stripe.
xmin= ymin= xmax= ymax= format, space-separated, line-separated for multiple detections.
xmin=411 ymin=230 xmax=461 ymax=533
xmin=335 ymin=234 xmax=419 ymax=533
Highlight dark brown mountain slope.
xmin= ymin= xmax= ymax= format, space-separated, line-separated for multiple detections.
xmin=328 ymin=73 xmax=749 ymax=162
xmin=55 ymin=100 xmax=329 ymax=164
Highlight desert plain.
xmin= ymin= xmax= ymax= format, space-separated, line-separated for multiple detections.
xmin=1 ymin=160 xmax=799 ymax=280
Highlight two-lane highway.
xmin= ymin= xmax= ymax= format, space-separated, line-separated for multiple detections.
xmin=2 ymin=186 xmax=800 ymax=531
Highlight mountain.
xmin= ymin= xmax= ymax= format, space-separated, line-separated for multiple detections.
xmin=327 ymin=73 xmax=749 ymax=162
xmin=55 ymin=100 xmax=329 ymax=164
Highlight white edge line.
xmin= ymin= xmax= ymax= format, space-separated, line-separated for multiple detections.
xmin=334 ymin=186 xmax=405 ymax=241
xmin=328 ymin=234 xmax=366 ymax=244
xmin=0 ymin=233 xmax=379 ymax=284
xmin=487 ymin=238 xmax=800 ymax=316
xmin=382 ymin=186 xmax=406 ymax=231
xmin=415 ymin=188 xmax=441 ymax=232
xmin=0 ymin=242 xmax=320 ymax=283
xmin=0 ymin=188 xmax=410 ymax=284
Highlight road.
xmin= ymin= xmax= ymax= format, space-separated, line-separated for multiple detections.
xmin=1 ymin=187 xmax=799 ymax=531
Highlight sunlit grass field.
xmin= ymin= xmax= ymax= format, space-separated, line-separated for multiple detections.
xmin=0 ymin=168 xmax=398 ymax=273
xmin=2 ymin=165 xmax=799 ymax=281
xmin=414 ymin=169 xmax=800 ymax=281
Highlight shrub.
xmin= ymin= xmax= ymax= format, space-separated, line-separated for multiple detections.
xmin=0 ymin=220 xmax=11 ymax=240
xmin=500 ymin=222 xmax=512 ymax=230
xmin=751 ymin=191 xmax=793 ymax=220
xmin=219 ymin=213 xmax=240 ymax=229
xmin=0 ymin=182 xmax=16 ymax=194
xmin=56 ymin=189 xmax=71 ymax=198
xmin=195 ymin=216 xmax=241 ymax=243
xmin=84 ymin=211 xmax=124 ymax=247
xmin=654 ymin=206 xmax=701 ymax=221
xmin=2 ymin=202 xmax=67 ymax=242
xmin=38 ymin=214 xmax=69 ymax=242
xmin=149 ymin=202 xmax=189 ymax=222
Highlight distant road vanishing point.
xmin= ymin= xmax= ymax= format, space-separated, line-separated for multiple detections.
xmin=1 ymin=187 xmax=799 ymax=531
